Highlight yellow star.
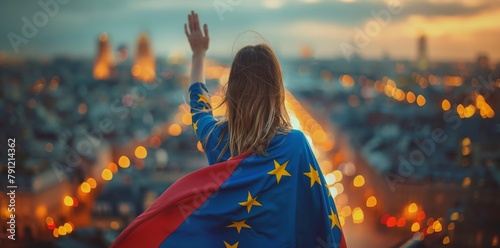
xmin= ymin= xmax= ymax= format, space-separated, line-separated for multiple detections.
xmin=227 ymin=220 xmax=251 ymax=234
xmin=303 ymin=164 xmax=321 ymax=187
xmin=239 ymin=191 xmax=262 ymax=213
xmin=193 ymin=120 xmax=199 ymax=132
xmin=267 ymin=160 xmax=291 ymax=184
xmin=223 ymin=241 xmax=239 ymax=248
xmin=197 ymin=94 xmax=210 ymax=104
xmin=329 ymin=208 xmax=340 ymax=229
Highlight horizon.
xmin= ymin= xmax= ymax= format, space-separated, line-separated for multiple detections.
xmin=1 ymin=0 xmax=499 ymax=63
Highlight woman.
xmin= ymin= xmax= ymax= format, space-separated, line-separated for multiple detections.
xmin=112 ymin=11 xmax=346 ymax=248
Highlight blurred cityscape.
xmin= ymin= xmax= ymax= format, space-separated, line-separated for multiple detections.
xmin=1 ymin=23 xmax=500 ymax=248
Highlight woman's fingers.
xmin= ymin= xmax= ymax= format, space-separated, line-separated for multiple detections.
xmin=184 ymin=23 xmax=189 ymax=37
xmin=203 ymin=24 xmax=209 ymax=39
xmin=194 ymin=13 xmax=200 ymax=32
xmin=188 ymin=11 xmax=194 ymax=33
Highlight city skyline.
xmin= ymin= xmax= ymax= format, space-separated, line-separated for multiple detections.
xmin=1 ymin=0 xmax=500 ymax=62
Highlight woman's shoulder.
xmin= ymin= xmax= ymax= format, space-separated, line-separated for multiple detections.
xmin=271 ymin=129 xmax=307 ymax=146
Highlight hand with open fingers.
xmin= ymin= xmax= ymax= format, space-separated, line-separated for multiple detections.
xmin=184 ymin=11 xmax=209 ymax=56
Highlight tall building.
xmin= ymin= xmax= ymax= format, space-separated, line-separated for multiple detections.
xmin=93 ymin=33 xmax=115 ymax=80
xmin=417 ymin=34 xmax=428 ymax=71
xmin=132 ymin=33 xmax=156 ymax=83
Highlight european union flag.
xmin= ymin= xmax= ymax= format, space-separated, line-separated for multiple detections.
xmin=111 ymin=83 xmax=346 ymax=248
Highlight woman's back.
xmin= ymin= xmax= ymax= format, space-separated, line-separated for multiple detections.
xmin=111 ymin=11 xmax=346 ymax=248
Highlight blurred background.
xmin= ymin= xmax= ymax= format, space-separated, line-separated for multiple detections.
xmin=0 ymin=0 xmax=499 ymax=247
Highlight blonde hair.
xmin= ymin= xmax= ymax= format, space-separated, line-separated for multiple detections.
xmin=213 ymin=44 xmax=291 ymax=161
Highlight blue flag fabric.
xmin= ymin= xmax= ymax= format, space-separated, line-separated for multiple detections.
xmin=159 ymin=83 xmax=346 ymax=247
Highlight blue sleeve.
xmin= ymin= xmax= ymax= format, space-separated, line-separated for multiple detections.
xmin=188 ymin=83 xmax=219 ymax=154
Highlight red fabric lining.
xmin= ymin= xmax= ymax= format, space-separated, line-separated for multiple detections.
xmin=111 ymin=151 xmax=251 ymax=248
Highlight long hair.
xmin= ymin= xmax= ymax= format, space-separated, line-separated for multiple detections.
xmin=215 ymin=44 xmax=292 ymax=160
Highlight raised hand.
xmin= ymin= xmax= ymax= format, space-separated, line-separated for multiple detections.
xmin=184 ymin=11 xmax=209 ymax=56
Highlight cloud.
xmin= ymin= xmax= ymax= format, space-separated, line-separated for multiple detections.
xmin=0 ymin=0 xmax=499 ymax=61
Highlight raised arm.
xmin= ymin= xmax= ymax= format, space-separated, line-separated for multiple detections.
xmin=184 ymin=11 xmax=210 ymax=84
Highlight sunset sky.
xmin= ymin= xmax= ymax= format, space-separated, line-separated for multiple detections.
xmin=1 ymin=0 xmax=499 ymax=62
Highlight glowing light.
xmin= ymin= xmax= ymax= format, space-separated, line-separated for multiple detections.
xmin=408 ymin=203 xmax=418 ymax=213
xmin=416 ymin=95 xmax=426 ymax=106
xmin=457 ymin=104 xmax=465 ymax=118
xmin=353 ymin=175 xmax=365 ymax=187
xmin=442 ymin=99 xmax=451 ymax=111
xmin=366 ymin=196 xmax=377 ymax=207
xmin=340 ymin=75 xmax=355 ymax=88
xmin=93 ymin=33 xmax=114 ymax=80
xmin=290 ymin=116 xmax=302 ymax=129
xmin=110 ymin=221 xmax=120 ymax=230
xmin=87 ymin=178 xmax=97 ymax=189
xmin=102 ymin=169 xmax=113 ymax=181
xmin=64 ymin=196 xmax=74 ymax=207
xmin=386 ymin=216 xmax=397 ymax=227
xmin=433 ymin=221 xmax=443 ymax=232
xmin=71 ymin=197 xmax=79 ymax=207
xmin=106 ymin=162 xmax=118 ymax=173
xmin=149 ymin=136 xmax=162 ymax=148
xmin=444 ymin=76 xmax=462 ymax=86
xmin=427 ymin=218 xmax=435 ymax=226
xmin=80 ymin=182 xmax=91 ymax=193
xmin=46 ymin=217 xmax=54 ymax=226
xmin=352 ymin=207 xmax=364 ymax=224
xmin=462 ymin=177 xmax=471 ymax=188
xmin=462 ymin=137 xmax=471 ymax=147
xmin=53 ymin=228 xmax=59 ymax=238
xmin=339 ymin=162 xmax=356 ymax=176
xmin=329 ymin=187 xmax=338 ymax=197
xmin=48 ymin=223 xmax=55 ymax=230
xmin=381 ymin=214 xmax=390 ymax=224
xmin=330 ymin=170 xmax=342 ymax=183
xmin=64 ymin=222 xmax=74 ymax=234
xmin=406 ymin=91 xmax=416 ymax=103
xmin=397 ymin=218 xmax=406 ymax=227
xmin=168 ymin=124 xmax=182 ymax=136
xmin=443 ymin=236 xmax=450 ymax=245
xmin=340 ymin=206 xmax=352 ymax=217
xmin=333 ymin=183 xmax=344 ymax=195
xmin=463 ymin=104 xmax=476 ymax=118
xmin=78 ymin=103 xmax=87 ymax=115
xmin=395 ymin=89 xmax=405 ymax=101
xmin=339 ymin=216 xmax=345 ymax=227
xmin=118 ymin=156 xmax=130 ymax=168
xmin=182 ymin=113 xmax=192 ymax=125
xmin=312 ymin=129 xmax=327 ymax=143
xmin=58 ymin=226 xmax=67 ymax=235
xmin=36 ymin=205 xmax=47 ymax=218
xmin=411 ymin=222 xmax=421 ymax=232
xmin=325 ymin=173 xmax=336 ymax=185
xmin=135 ymin=146 xmax=148 ymax=159
xmin=197 ymin=141 xmax=204 ymax=152
xmin=492 ymin=235 xmax=498 ymax=246
xmin=448 ymin=222 xmax=455 ymax=230
xmin=132 ymin=34 xmax=156 ymax=82
xmin=417 ymin=211 xmax=426 ymax=220
xmin=462 ymin=147 xmax=471 ymax=156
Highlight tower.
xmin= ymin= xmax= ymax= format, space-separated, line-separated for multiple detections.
xmin=93 ymin=33 xmax=115 ymax=80
xmin=132 ymin=33 xmax=156 ymax=82
xmin=417 ymin=34 xmax=428 ymax=71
